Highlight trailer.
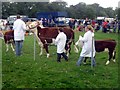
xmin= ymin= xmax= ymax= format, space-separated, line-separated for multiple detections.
xmin=36 ymin=12 xmax=68 ymax=26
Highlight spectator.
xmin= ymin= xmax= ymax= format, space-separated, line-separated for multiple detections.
xmin=107 ymin=21 xmax=110 ymax=32
xmin=74 ymin=20 xmax=78 ymax=30
xmin=84 ymin=18 xmax=90 ymax=26
xmin=102 ymin=20 xmax=108 ymax=33
xmin=13 ymin=15 xmax=26 ymax=56
xmin=69 ymin=19 xmax=74 ymax=29
xmin=76 ymin=25 xmax=96 ymax=66
xmin=91 ymin=19 xmax=96 ymax=28
xmin=113 ymin=20 xmax=117 ymax=33
xmin=118 ymin=20 xmax=120 ymax=33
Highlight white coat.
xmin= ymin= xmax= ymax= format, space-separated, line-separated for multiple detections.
xmin=55 ymin=32 xmax=67 ymax=53
xmin=80 ymin=31 xmax=95 ymax=57
xmin=13 ymin=19 xmax=26 ymax=41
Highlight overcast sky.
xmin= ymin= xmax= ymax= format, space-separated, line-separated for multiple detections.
xmin=50 ymin=0 xmax=120 ymax=9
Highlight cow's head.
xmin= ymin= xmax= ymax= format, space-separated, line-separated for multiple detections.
xmin=26 ymin=21 xmax=44 ymax=29
xmin=26 ymin=21 xmax=43 ymax=35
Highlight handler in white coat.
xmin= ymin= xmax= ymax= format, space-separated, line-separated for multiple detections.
xmin=55 ymin=28 xmax=68 ymax=62
xmin=76 ymin=25 xmax=96 ymax=66
xmin=13 ymin=15 xmax=26 ymax=56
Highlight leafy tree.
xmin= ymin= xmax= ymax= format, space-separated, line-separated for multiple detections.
xmin=1 ymin=1 xmax=117 ymax=19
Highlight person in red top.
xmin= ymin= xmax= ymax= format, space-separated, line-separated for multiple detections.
xmin=91 ymin=19 xmax=96 ymax=28
xmin=102 ymin=20 xmax=108 ymax=33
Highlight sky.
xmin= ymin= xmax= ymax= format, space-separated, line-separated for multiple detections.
xmin=50 ymin=0 xmax=120 ymax=10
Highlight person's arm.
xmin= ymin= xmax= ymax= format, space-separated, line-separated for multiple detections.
xmin=80 ymin=33 xmax=88 ymax=42
xmin=22 ymin=22 xmax=27 ymax=30
xmin=55 ymin=34 xmax=60 ymax=45
xmin=13 ymin=22 xmax=16 ymax=30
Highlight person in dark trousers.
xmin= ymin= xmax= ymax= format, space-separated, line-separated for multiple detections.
xmin=55 ymin=28 xmax=68 ymax=62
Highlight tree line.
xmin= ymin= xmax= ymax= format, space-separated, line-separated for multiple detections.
xmin=2 ymin=1 xmax=119 ymax=19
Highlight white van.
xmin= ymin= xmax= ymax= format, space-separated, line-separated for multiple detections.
xmin=7 ymin=15 xmax=28 ymax=29
xmin=7 ymin=15 xmax=28 ymax=25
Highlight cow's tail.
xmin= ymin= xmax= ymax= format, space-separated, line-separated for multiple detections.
xmin=112 ymin=41 xmax=117 ymax=62
xmin=66 ymin=30 xmax=79 ymax=54
xmin=2 ymin=31 xmax=8 ymax=44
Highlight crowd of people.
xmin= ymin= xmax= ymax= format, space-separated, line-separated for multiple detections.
xmin=68 ymin=18 xmax=120 ymax=33
xmin=1 ymin=17 xmax=120 ymax=34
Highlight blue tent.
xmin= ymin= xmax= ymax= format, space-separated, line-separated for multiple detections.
xmin=36 ymin=12 xmax=67 ymax=20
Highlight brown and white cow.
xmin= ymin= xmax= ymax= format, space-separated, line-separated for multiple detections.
xmin=75 ymin=36 xmax=117 ymax=65
xmin=2 ymin=21 xmax=40 ymax=52
xmin=3 ymin=30 xmax=15 ymax=52
xmin=27 ymin=21 xmax=78 ymax=58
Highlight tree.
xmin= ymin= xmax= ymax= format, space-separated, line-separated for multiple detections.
xmin=2 ymin=1 xmax=116 ymax=19
xmin=104 ymin=7 xmax=115 ymax=18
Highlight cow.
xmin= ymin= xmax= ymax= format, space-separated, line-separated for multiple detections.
xmin=2 ymin=21 xmax=39 ymax=53
xmin=3 ymin=30 xmax=15 ymax=52
xmin=1 ymin=21 xmax=44 ymax=53
xmin=2 ymin=22 xmax=35 ymax=53
xmin=27 ymin=21 xmax=78 ymax=58
xmin=75 ymin=35 xmax=117 ymax=65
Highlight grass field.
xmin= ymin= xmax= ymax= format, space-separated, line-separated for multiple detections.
xmin=1 ymin=30 xmax=119 ymax=88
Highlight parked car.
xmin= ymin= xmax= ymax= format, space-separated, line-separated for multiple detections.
xmin=7 ymin=15 xmax=28 ymax=29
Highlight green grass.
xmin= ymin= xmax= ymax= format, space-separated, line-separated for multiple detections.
xmin=2 ymin=31 xmax=119 ymax=88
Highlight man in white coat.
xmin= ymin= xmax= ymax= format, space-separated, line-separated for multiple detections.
xmin=55 ymin=28 xmax=68 ymax=62
xmin=13 ymin=15 xmax=26 ymax=56
xmin=76 ymin=25 xmax=96 ymax=66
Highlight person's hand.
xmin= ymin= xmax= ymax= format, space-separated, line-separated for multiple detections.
xmin=75 ymin=35 xmax=83 ymax=48
xmin=92 ymin=33 xmax=94 ymax=37
xmin=79 ymin=35 xmax=83 ymax=40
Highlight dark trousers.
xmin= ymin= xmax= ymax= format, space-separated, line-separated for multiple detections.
xmin=118 ymin=28 xmax=120 ymax=33
xmin=57 ymin=52 xmax=68 ymax=62
xmin=103 ymin=27 xmax=107 ymax=33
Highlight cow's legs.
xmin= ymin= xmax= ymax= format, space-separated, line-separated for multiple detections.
xmin=6 ymin=44 xmax=9 ymax=52
xmin=44 ymin=44 xmax=50 ymax=58
xmin=106 ymin=51 xmax=113 ymax=65
xmin=112 ymin=50 xmax=116 ymax=62
xmin=65 ymin=44 xmax=70 ymax=57
xmin=11 ymin=43 xmax=15 ymax=52
xmin=33 ymin=32 xmax=44 ymax=56
xmin=39 ymin=47 xmax=43 ymax=56
xmin=66 ymin=50 xmax=70 ymax=57
xmin=37 ymin=40 xmax=43 ymax=56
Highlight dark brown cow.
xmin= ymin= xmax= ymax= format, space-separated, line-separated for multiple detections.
xmin=95 ymin=39 xmax=116 ymax=65
xmin=3 ymin=30 xmax=15 ymax=52
xmin=36 ymin=26 xmax=78 ymax=58
xmin=75 ymin=37 xmax=117 ymax=65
